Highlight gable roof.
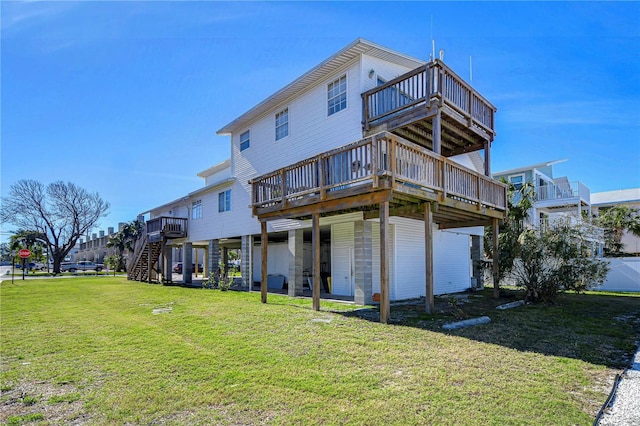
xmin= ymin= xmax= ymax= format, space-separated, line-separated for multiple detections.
xmin=216 ymin=38 xmax=424 ymax=135
xmin=492 ymin=159 xmax=567 ymax=177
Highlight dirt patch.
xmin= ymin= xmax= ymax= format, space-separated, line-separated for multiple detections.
xmin=0 ymin=380 xmax=95 ymax=425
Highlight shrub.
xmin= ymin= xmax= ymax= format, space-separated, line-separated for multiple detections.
xmin=511 ymin=224 xmax=609 ymax=303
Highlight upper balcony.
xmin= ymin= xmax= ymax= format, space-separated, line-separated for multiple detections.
xmin=536 ymin=179 xmax=590 ymax=210
xmin=362 ymin=59 xmax=496 ymax=157
xmin=146 ymin=216 xmax=188 ymax=243
xmin=250 ymin=132 xmax=506 ymax=229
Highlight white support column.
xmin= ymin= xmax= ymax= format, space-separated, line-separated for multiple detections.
xmin=241 ymin=235 xmax=253 ymax=290
xmin=288 ymin=229 xmax=304 ymax=297
xmin=182 ymin=242 xmax=192 ymax=284
xmin=208 ymin=239 xmax=220 ymax=278
xmin=354 ymin=221 xmax=373 ymax=305
xmin=163 ymin=244 xmax=172 ymax=284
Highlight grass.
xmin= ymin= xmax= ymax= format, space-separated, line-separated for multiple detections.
xmin=1 ymin=277 xmax=638 ymax=425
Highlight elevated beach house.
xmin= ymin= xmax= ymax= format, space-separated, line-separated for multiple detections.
xmin=130 ymin=39 xmax=507 ymax=322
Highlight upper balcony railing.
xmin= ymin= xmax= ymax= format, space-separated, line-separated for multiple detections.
xmin=537 ymin=181 xmax=590 ymax=204
xmin=250 ymin=132 xmax=507 ymax=214
xmin=361 ymin=59 xmax=496 ymax=136
xmin=146 ymin=216 xmax=188 ymax=240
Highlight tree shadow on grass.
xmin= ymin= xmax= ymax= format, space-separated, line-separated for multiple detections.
xmin=333 ymin=288 xmax=640 ymax=369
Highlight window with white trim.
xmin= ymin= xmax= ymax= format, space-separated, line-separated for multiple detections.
xmin=240 ymin=130 xmax=250 ymax=151
xmin=509 ymin=174 xmax=524 ymax=190
xmin=192 ymin=199 xmax=202 ymax=219
xmin=327 ymin=75 xmax=347 ymax=115
xmin=218 ymin=190 xmax=231 ymax=213
xmin=275 ymin=108 xmax=289 ymax=140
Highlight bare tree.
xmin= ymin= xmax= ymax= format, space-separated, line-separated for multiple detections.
xmin=0 ymin=180 xmax=110 ymax=273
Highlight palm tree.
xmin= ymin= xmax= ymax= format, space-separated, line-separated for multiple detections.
xmin=595 ymin=205 xmax=640 ymax=256
xmin=106 ymin=220 xmax=143 ymax=271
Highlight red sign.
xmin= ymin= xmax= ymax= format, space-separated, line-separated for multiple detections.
xmin=18 ymin=249 xmax=31 ymax=259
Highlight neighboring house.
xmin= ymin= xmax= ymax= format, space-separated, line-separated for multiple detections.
xmin=591 ymin=188 xmax=640 ymax=256
xmin=131 ymin=38 xmax=507 ymax=321
xmin=77 ymin=225 xmax=123 ymax=263
xmin=493 ymin=159 xmax=604 ymax=256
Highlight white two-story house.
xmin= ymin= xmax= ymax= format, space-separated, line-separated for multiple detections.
xmin=130 ymin=38 xmax=507 ymax=322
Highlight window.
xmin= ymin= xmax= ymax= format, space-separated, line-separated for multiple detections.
xmin=218 ymin=190 xmax=231 ymax=212
xmin=509 ymin=174 xmax=524 ymax=190
xmin=327 ymin=75 xmax=347 ymax=116
xmin=240 ymin=131 xmax=250 ymax=151
xmin=275 ymin=108 xmax=288 ymax=140
xmin=191 ymin=200 xmax=202 ymax=219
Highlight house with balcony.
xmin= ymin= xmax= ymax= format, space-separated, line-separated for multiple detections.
xmin=493 ymin=159 xmax=604 ymax=255
xmin=130 ymin=38 xmax=507 ymax=322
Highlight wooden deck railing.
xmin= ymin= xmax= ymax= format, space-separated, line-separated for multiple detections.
xmin=250 ymin=132 xmax=507 ymax=213
xmin=146 ymin=216 xmax=188 ymax=238
xmin=361 ymin=59 xmax=496 ymax=136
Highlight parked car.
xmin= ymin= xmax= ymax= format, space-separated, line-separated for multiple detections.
xmin=15 ymin=262 xmax=36 ymax=270
xmin=172 ymin=263 xmax=202 ymax=274
xmin=60 ymin=261 xmax=104 ymax=273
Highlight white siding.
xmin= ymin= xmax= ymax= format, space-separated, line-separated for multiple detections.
xmin=371 ymin=221 xmax=395 ymax=300
xmin=360 ymin=54 xmax=418 ymax=93
xmin=433 ymin=230 xmax=472 ymax=294
xmin=252 ymin=243 xmax=289 ymax=283
xmin=230 ymin=61 xmax=365 ymax=238
xmin=204 ymin=167 xmax=232 ymax=186
xmin=331 ymin=222 xmax=354 ymax=296
xmin=391 ymin=217 xmax=425 ymax=300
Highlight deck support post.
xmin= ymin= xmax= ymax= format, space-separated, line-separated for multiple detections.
xmin=380 ymin=201 xmax=390 ymax=323
xmin=433 ymin=108 xmax=442 ymax=155
xmin=484 ymin=141 xmax=491 ymax=176
xmin=424 ymin=203 xmax=434 ymax=314
xmin=241 ymin=235 xmax=253 ymax=290
xmin=492 ymin=218 xmax=500 ymax=299
xmin=260 ymin=221 xmax=268 ymax=303
xmin=288 ymin=229 xmax=304 ymax=297
xmin=312 ymin=213 xmax=321 ymax=311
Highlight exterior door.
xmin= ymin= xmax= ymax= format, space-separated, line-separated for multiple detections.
xmin=332 ymin=247 xmax=354 ymax=296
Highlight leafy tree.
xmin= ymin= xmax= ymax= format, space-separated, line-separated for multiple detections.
xmin=595 ymin=205 xmax=640 ymax=256
xmin=484 ymin=180 xmax=536 ymax=297
xmin=511 ymin=223 xmax=609 ymax=303
xmin=106 ymin=220 xmax=143 ymax=271
xmin=0 ymin=180 xmax=110 ymax=274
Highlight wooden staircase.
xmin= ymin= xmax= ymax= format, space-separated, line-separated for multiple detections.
xmin=127 ymin=217 xmax=188 ymax=283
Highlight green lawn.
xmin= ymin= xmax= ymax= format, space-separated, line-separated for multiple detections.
xmin=1 ymin=277 xmax=639 ymax=425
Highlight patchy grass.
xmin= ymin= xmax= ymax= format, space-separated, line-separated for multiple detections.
xmin=1 ymin=277 xmax=638 ymax=425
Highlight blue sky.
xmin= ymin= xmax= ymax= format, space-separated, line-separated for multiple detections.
xmin=2 ymin=1 xmax=639 ymax=242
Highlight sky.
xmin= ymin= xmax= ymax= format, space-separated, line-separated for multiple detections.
xmin=1 ymin=1 xmax=639 ymax=243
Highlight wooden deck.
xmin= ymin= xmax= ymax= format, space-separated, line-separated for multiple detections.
xmin=361 ymin=59 xmax=496 ymax=156
xmin=250 ymin=132 xmax=507 ymax=228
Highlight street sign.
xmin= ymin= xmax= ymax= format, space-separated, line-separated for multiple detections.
xmin=18 ymin=249 xmax=31 ymax=258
